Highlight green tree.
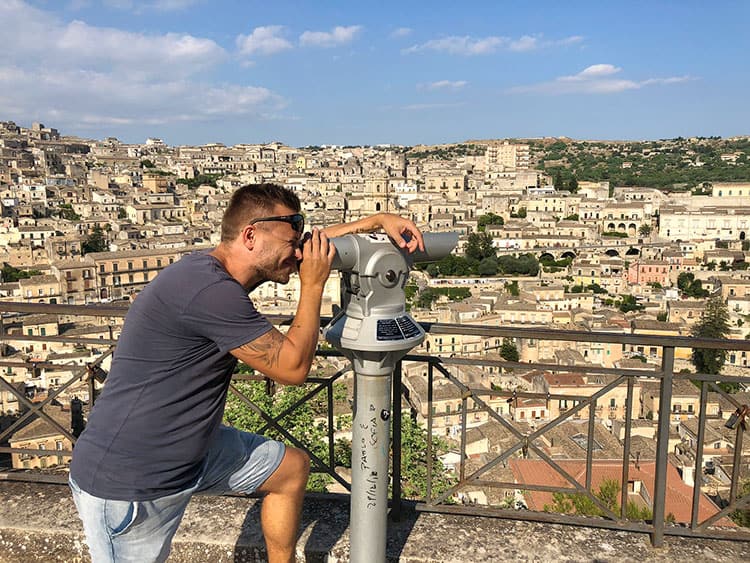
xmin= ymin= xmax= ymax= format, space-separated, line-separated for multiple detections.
xmin=545 ymin=479 xmax=653 ymax=521
xmin=176 ymin=173 xmax=223 ymax=189
xmin=567 ymin=175 xmax=579 ymax=193
xmin=465 ymin=232 xmax=496 ymax=262
xmin=1 ymin=264 xmax=42 ymax=282
xmin=691 ymin=297 xmax=730 ymax=376
xmin=499 ymin=338 xmax=519 ymax=362
xmin=619 ymin=295 xmax=644 ymax=313
xmin=224 ymin=375 xmax=342 ymax=492
xmin=554 ymin=170 xmax=564 ymax=190
xmin=638 ymin=224 xmax=653 ymax=237
xmin=505 ymin=280 xmax=520 ymax=296
xmin=477 ymin=213 xmax=504 ymax=232
xmin=587 ymin=283 xmax=607 ymax=294
xmin=443 ymin=287 xmax=472 ymax=301
xmin=333 ymin=437 xmax=352 ymax=468
xmin=677 ymin=272 xmax=709 ymax=298
xmin=82 ymin=225 xmax=108 ymax=254
xmin=497 ymin=254 xmax=539 ymax=276
xmin=416 ymin=288 xmax=439 ymax=309
xmin=730 ymin=479 xmax=750 ymax=527
xmin=426 ymin=254 xmax=474 ymax=277
xmin=478 ymin=257 xmax=498 ymax=276
xmin=398 ymin=414 xmax=455 ymax=499
xmin=58 ymin=203 xmax=81 ymax=221
xmin=404 ymin=282 xmax=418 ymax=303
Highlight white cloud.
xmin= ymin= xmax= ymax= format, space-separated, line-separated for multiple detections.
xmin=423 ymin=80 xmax=467 ymax=90
xmin=102 ymin=0 xmax=202 ymax=12
xmin=236 ymin=26 xmax=293 ymax=57
xmin=299 ymin=25 xmax=362 ymax=48
xmin=0 ymin=1 xmax=286 ymax=131
xmin=57 ymin=20 xmax=226 ymax=77
xmin=510 ymin=64 xmax=694 ymax=94
xmin=570 ymin=64 xmax=622 ymax=79
xmin=0 ymin=65 xmax=284 ymax=127
xmin=149 ymin=0 xmax=202 ymax=11
xmin=390 ymin=27 xmax=412 ymax=38
xmin=404 ymin=35 xmax=505 ymax=55
xmin=402 ymin=102 xmax=465 ymax=111
xmin=404 ymin=34 xmax=583 ymax=56
xmin=641 ymin=76 xmax=693 ymax=86
xmin=508 ymin=35 xmax=539 ymax=52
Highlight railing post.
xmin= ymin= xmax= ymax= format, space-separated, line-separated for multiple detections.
xmin=651 ymin=346 xmax=675 ymax=547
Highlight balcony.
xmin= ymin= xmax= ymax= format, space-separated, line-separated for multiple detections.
xmin=0 ymin=301 xmax=748 ymax=560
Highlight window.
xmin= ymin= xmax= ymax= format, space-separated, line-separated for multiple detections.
xmin=99 ymin=264 xmax=105 ymax=273
xmin=142 ymin=260 xmax=148 ymax=269
xmin=157 ymin=259 xmax=162 ymax=268
xmin=610 ymin=398 xmax=616 ymax=408
xmin=127 ymin=261 xmax=133 ymax=270
xmin=113 ymin=263 xmax=118 ymax=272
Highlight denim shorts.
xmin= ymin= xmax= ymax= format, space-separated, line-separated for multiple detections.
xmin=70 ymin=426 xmax=286 ymax=563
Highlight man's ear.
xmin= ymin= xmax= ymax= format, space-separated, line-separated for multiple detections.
xmin=242 ymin=225 xmax=256 ymax=250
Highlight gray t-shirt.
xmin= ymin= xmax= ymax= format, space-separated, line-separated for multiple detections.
xmin=70 ymin=252 xmax=273 ymax=500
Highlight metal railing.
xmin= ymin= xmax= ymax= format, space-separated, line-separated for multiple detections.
xmin=0 ymin=302 xmax=748 ymax=548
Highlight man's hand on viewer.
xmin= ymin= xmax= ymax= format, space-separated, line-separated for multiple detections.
xmin=376 ymin=214 xmax=425 ymax=253
xmin=298 ymin=227 xmax=335 ymax=288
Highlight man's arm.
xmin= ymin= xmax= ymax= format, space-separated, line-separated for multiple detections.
xmin=229 ymin=228 xmax=335 ymax=385
xmin=323 ymin=213 xmax=425 ymax=253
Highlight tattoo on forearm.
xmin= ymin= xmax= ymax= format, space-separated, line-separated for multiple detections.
xmin=241 ymin=331 xmax=284 ymax=368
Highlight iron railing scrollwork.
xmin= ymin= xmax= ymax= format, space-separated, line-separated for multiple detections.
xmin=0 ymin=302 xmax=748 ymax=548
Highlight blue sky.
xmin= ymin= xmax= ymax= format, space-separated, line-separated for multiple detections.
xmin=2 ymin=0 xmax=748 ymax=146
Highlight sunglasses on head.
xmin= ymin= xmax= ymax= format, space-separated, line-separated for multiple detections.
xmin=248 ymin=213 xmax=305 ymax=234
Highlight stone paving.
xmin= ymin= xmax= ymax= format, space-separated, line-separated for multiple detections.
xmin=0 ymin=481 xmax=748 ymax=562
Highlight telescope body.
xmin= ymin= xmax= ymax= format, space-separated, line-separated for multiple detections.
xmin=323 ymin=231 xmax=458 ymax=563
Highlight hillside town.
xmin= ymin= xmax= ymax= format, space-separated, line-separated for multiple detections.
xmin=0 ymin=119 xmax=748 ymax=525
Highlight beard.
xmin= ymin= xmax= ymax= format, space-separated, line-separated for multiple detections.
xmin=255 ymin=258 xmax=297 ymax=285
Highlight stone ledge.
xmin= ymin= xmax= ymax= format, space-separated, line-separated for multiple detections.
xmin=0 ymin=481 xmax=748 ymax=562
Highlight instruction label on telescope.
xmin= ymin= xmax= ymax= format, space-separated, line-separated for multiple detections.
xmin=376 ymin=315 xmax=421 ymax=341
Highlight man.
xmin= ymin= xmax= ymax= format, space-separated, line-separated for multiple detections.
xmin=69 ymin=183 xmax=424 ymax=562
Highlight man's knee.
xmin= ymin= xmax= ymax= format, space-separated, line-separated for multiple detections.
xmin=286 ymin=447 xmax=311 ymax=482
xmin=260 ymin=447 xmax=310 ymax=495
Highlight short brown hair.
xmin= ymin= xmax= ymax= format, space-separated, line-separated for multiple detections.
xmin=220 ymin=183 xmax=301 ymax=242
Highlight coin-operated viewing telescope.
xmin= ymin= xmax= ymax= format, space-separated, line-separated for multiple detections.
xmin=324 ymin=231 xmax=458 ymax=563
